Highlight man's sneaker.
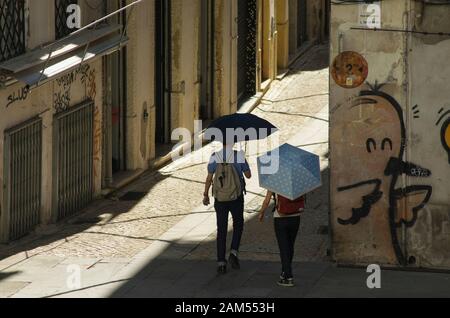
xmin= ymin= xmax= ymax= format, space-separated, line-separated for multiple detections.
xmin=229 ymin=253 xmax=241 ymax=270
xmin=277 ymin=277 xmax=295 ymax=287
xmin=217 ymin=265 xmax=227 ymax=275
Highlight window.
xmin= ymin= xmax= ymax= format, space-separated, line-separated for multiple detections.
xmin=55 ymin=0 xmax=78 ymax=39
xmin=0 ymin=0 xmax=26 ymax=63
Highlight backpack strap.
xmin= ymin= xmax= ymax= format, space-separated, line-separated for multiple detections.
xmin=272 ymin=193 xmax=277 ymax=213
xmin=228 ymin=150 xmax=247 ymax=196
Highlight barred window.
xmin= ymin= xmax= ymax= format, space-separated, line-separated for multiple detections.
xmin=0 ymin=0 xmax=26 ymax=63
xmin=55 ymin=0 xmax=78 ymax=40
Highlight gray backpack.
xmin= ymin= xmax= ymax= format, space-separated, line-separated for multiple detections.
xmin=212 ymin=152 xmax=242 ymax=202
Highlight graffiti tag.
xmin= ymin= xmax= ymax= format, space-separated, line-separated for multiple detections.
xmin=54 ymin=90 xmax=71 ymax=113
xmin=54 ymin=65 xmax=90 ymax=113
xmin=6 ymin=86 xmax=30 ymax=108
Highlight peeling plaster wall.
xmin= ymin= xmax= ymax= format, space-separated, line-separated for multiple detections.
xmin=330 ymin=0 xmax=409 ymax=266
xmin=27 ymin=0 xmax=54 ymax=49
xmin=213 ymin=0 xmax=226 ymax=118
xmin=213 ymin=0 xmax=236 ymax=117
xmin=0 ymin=82 xmax=53 ymax=234
xmin=276 ymin=0 xmax=289 ymax=69
xmin=0 ymin=59 xmax=102 ymax=241
xmin=124 ymin=0 xmax=154 ymax=168
xmin=407 ymin=3 xmax=450 ymax=269
xmin=0 ymin=0 xmax=156 ymax=240
xmin=170 ymin=0 xmax=201 ymax=135
xmin=161 ymin=0 xmax=237 ymax=140
xmin=330 ymin=0 xmax=450 ymax=270
xmin=0 ymin=0 xmax=118 ymax=240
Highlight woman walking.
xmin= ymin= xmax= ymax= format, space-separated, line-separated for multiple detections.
xmin=259 ymin=191 xmax=305 ymax=287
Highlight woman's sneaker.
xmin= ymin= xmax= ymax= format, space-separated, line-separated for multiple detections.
xmin=229 ymin=253 xmax=241 ymax=270
xmin=277 ymin=274 xmax=295 ymax=287
xmin=217 ymin=264 xmax=227 ymax=275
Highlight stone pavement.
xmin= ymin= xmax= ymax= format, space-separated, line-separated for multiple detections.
xmin=111 ymin=259 xmax=450 ymax=298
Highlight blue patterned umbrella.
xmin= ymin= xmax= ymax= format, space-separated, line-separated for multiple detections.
xmin=257 ymin=143 xmax=322 ymax=200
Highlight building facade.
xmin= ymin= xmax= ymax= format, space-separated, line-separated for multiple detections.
xmin=0 ymin=0 xmax=328 ymax=243
xmin=0 ymin=0 xmax=149 ymax=242
xmin=330 ymin=0 xmax=450 ymax=270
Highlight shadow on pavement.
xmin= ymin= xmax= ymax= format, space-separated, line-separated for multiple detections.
xmin=111 ymin=258 xmax=331 ymax=298
xmin=292 ymin=44 xmax=330 ymax=72
xmin=0 ymin=271 xmax=21 ymax=283
xmin=108 ymin=168 xmax=331 ymax=298
xmin=0 ymin=171 xmax=171 ymax=265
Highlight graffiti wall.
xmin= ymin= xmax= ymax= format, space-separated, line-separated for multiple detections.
xmin=52 ymin=60 xmax=103 ymax=196
xmin=330 ymin=1 xmax=450 ymax=269
xmin=407 ymin=32 xmax=450 ymax=268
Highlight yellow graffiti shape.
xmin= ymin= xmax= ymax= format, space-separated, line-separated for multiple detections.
xmin=445 ymin=123 xmax=450 ymax=149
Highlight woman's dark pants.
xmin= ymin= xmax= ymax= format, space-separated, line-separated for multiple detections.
xmin=274 ymin=216 xmax=301 ymax=279
xmin=215 ymin=196 xmax=244 ymax=264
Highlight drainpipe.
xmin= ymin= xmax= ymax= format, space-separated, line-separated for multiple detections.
xmin=338 ymin=32 xmax=344 ymax=54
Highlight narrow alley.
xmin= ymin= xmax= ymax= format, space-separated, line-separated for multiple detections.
xmin=2 ymin=0 xmax=450 ymax=303
xmin=2 ymin=42 xmax=450 ymax=299
xmin=0 ymin=44 xmax=330 ymax=298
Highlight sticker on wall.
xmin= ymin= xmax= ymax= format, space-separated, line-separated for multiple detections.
xmin=331 ymin=51 xmax=369 ymax=89
xmin=359 ymin=1 xmax=381 ymax=29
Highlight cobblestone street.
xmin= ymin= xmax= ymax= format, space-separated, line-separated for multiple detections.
xmin=0 ymin=44 xmax=331 ymax=298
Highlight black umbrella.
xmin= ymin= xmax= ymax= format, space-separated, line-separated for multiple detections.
xmin=205 ymin=113 xmax=278 ymax=143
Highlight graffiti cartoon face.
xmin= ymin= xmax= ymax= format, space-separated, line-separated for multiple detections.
xmin=331 ymin=90 xmax=432 ymax=266
xmin=332 ymin=92 xmax=403 ymax=263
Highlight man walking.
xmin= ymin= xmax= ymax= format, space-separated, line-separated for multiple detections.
xmin=203 ymin=144 xmax=252 ymax=275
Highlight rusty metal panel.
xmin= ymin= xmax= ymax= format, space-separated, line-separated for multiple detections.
xmin=53 ymin=100 xmax=94 ymax=221
xmin=4 ymin=117 xmax=42 ymax=241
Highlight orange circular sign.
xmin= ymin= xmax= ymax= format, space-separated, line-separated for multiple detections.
xmin=332 ymin=51 xmax=369 ymax=89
